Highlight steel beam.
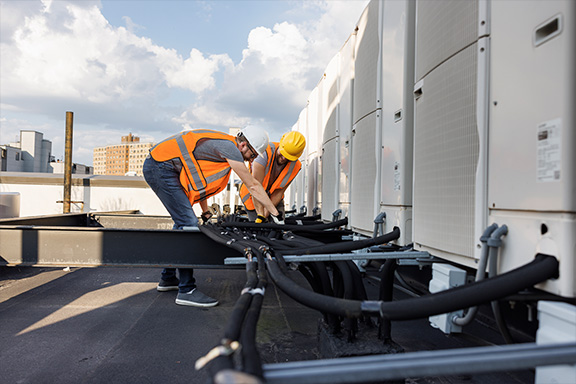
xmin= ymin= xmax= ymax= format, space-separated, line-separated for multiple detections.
xmin=0 ymin=214 xmax=241 ymax=268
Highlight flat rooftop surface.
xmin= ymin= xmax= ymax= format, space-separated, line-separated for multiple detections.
xmin=0 ymin=266 xmax=535 ymax=383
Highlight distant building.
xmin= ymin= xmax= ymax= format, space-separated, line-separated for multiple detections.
xmin=50 ymin=161 xmax=92 ymax=175
xmin=1 ymin=130 xmax=92 ymax=174
xmin=1 ymin=130 xmax=52 ymax=172
xmin=93 ymin=133 xmax=154 ymax=176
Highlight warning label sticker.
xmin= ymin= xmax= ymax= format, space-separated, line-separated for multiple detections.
xmin=394 ymin=162 xmax=401 ymax=191
xmin=537 ymin=118 xmax=562 ymax=182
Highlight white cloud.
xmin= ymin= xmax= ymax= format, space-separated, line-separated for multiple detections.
xmin=2 ymin=0 xmax=226 ymax=105
xmin=176 ymin=1 xmax=368 ymax=139
xmin=0 ymin=0 xmax=369 ymax=164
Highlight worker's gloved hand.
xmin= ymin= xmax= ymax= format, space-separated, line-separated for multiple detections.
xmin=255 ymin=215 xmax=268 ymax=224
xmin=201 ymin=211 xmax=213 ymax=224
xmin=270 ymin=212 xmax=284 ymax=225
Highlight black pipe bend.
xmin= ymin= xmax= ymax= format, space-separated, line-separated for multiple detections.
xmin=267 ymin=254 xmax=558 ymax=321
xmin=379 ymin=254 xmax=558 ymax=320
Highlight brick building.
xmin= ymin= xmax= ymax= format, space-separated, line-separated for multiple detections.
xmin=93 ymin=133 xmax=154 ymax=176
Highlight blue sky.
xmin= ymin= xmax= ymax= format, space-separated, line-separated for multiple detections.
xmin=0 ymin=0 xmax=369 ymax=165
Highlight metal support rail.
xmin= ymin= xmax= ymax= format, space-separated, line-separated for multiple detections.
xmin=225 ymin=251 xmax=433 ymax=265
xmin=0 ymin=214 xmax=242 ymax=268
xmin=263 ymin=342 xmax=576 ymax=384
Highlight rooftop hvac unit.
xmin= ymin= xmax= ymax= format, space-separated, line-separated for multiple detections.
xmin=350 ymin=0 xmax=415 ymax=245
xmin=286 ymin=122 xmax=300 ymax=211
xmin=378 ymin=0 xmax=415 ymax=245
xmin=320 ymin=53 xmax=341 ymax=221
xmin=412 ymin=0 xmax=489 ymax=264
xmin=338 ymin=34 xmax=356 ymax=220
xmin=488 ymin=0 xmax=575 ymax=297
xmin=293 ymin=108 xmax=308 ymax=212
xmin=350 ymin=0 xmax=382 ymax=234
xmin=306 ymin=86 xmax=321 ymax=214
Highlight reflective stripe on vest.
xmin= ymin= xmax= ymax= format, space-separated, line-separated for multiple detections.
xmin=150 ymin=129 xmax=235 ymax=204
xmin=240 ymin=142 xmax=301 ymax=211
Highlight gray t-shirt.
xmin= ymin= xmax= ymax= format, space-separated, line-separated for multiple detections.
xmin=194 ymin=138 xmax=243 ymax=163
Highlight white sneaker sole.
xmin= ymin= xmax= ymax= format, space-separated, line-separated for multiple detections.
xmin=156 ymin=286 xmax=179 ymax=292
xmin=175 ymin=298 xmax=219 ymax=307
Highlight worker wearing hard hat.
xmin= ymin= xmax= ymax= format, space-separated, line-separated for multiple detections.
xmin=143 ymin=126 xmax=284 ymax=307
xmin=240 ymin=131 xmax=306 ymax=223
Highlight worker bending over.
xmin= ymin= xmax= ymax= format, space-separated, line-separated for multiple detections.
xmin=240 ymin=131 xmax=306 ymax=222
xmin=143 ymin=126 xmax=283 ymax=307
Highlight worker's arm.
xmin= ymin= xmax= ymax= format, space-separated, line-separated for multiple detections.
xmin=227 ymin=159 xmax=279 ymax=217
xmin=199 ymin=199 xmax=209 ymax=213
xmin=251 ymin=161 xmax=268 ymax=217
xmin=252 ymin=161 xmax=291 ymax=218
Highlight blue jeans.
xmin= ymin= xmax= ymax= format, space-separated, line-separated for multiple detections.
xmin=143 ymin=156 xmax=198 ymax=293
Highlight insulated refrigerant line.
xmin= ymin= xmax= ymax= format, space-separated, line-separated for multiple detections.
xmin=266 ymin=253 xmax=559 ymax=320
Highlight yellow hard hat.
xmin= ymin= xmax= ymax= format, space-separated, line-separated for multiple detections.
xmin=279 ymin=131 xmax=306 ymax=161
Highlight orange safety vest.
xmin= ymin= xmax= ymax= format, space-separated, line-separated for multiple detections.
xmin=240 ymin=142 xmax=301 ymax=211
xmin=150 ymin=129 xmax=236 ymax=205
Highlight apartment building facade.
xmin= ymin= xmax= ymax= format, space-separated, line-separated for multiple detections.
xmin=93 ymin=133 xmax=154 ymax=176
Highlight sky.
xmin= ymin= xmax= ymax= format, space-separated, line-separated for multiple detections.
xmin=0 ymin=0 xmax=369 ymax=166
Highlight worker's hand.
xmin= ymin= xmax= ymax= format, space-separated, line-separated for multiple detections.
xmin=255 ymin=215 xmax=268 ymax=224
xmin=270 ymin=212 xmax=284 ymax=225
xmin=201 ymin=211 xmax=213 ymax=224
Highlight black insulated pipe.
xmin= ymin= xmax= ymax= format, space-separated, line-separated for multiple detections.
xmin=277 ymin=227 xmax=401 ymax=256
xmin=266 ymin=254 xmax=558 ymax=321
xmin=240 ymin=251 xmax=268 ymax=378
xmin=266 ymin=258 xmax=364 ymax=318
xmin=223 ymin=218 xmax=348 ymax=231
xmin=381 ymin=254 xmax=558 ymax=320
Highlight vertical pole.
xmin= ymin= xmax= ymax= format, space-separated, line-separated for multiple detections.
xmin=63 ymin=111 xmax=73 ymax=213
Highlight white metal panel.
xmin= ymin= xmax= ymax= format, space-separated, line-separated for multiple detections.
xmin=338 ymin=33 xmax=356 ymax=221
xmin=536 ymin=301 xmax=576 ymax=383
xmin=415 ymin=0 xmax=481 ymax=82
xmin=350 ymin=111 xmax=381 ymax=234
xmin=322 ymin=53 xmax=341 ymax=144
xmin=286 ymin=122 xmax=300 ymax=211
xmin=306 ymin=155 xmax=319 ymax=214
xmin=295 ymin=108 xmax=308 ymax=211
xmin=488 ymin=0 xmax=575 ymax=297
xmin=353 ymin=0 xmax=381 ymax=124
xmin=379 ymin=0 xmax=415 ymax=245
xmin=306 ymin=86 xmax=321 ymax=158
xmin=412 ymin=41 xmax=485 ymax=263
xmin=305 ymin=86 xmax=321 ymax=214
xmin=321 ymin=138 xmax=339 ymax=220
xmin=318 ymin=53 xmax=341 ymax=220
